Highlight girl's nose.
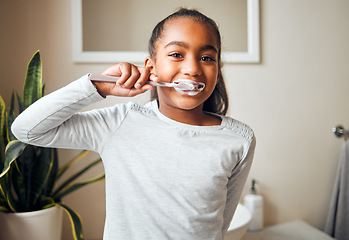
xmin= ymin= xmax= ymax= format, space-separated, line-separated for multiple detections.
xmin=182 ymin=57 xmax=202 ymax=77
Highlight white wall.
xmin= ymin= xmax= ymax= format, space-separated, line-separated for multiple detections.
xmin=1 ymin=0 xmax=349 ymax=239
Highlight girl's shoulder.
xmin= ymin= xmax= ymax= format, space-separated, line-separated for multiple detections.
xmin=127 ymin=101 xmax=157 ymax=116
xmin=106 ymin=101 xmax=155 ymax=115
xmin=222 ymin=116 xmax=254 ymax=143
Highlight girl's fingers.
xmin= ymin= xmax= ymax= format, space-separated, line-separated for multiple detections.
xmin=101 ymin=65 xmax=121 ymax=76
xmin=116 ymin=64 xmax=152 ymax=89
xmin=149 ymin=73 xmax=159 ymax=83
xmin=115 ymin=63 xmax=134 ymax=86
xmin=122 ymin=65 xmax=140 ymax=88
xmin=128 ymin=84 xmax=153 ymax=96
xmin=98 ymin=63 xmax=154 ymax=97
xmin=112 ymin=83 xmax=152 ymax=97
xmin=134 ymin=67 xmax=151 ymax=89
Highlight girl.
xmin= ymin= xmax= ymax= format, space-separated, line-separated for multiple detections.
xmin=12 ymin=8 xmax=255 ymax=240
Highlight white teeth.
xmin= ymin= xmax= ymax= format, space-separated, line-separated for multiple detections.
xmin=173 ymin=79 xmax=205 ymax=96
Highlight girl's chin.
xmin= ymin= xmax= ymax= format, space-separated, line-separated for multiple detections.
xmin=170 ymin=99 xmax=204 ymax=111
xmin=157 ymin=89 xmax=208 ymax=110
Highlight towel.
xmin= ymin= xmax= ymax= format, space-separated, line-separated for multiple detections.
xmin=324 ymin=139 xmax=349 ymax=240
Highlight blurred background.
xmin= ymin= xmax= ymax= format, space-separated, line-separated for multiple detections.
xmin=1 ymin=0 xmax=348 ymax=239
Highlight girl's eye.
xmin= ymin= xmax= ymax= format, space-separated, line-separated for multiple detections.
xmin=201 ymin=56 xmax=216 ymax=62
xmin=169 ymin=53 xmax=183 ymax=58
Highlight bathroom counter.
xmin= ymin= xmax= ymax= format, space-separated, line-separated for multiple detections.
xmin=241 ymin=220 xmax=335 ymax=240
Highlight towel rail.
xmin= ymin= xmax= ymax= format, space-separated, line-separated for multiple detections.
xmin=333 ymin=125 xmax=349 ymax=139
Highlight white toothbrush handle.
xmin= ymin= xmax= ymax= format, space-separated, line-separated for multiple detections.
xmin=88 ymin=74 xmax=182 ymax=89
xmin=88 ymin=74 xmax=169 ymax=86
xmin=147 ymin=81 xmax=175 ymax=87
xmin=88 ymin=73 xmax=120 ymax=82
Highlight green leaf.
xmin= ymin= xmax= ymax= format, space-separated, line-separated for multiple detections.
xmin=43 ymin=148 xmax=58 ymax=197
xmin=11 ymin=161 xmax=26 ymax=208
xmin=1 ymin=112 xmax=9 ymax=148
xmin=15 ymin=145 xmax=35 ymax=210
xmin=0 ymin=174 xmax=9 ymax=207
xmin=53 ymin=173 xmax=105 ymax=200
xmin=42 ymin=84 xmax=46 ymax=97
xmin=54 ymin=157 xmax=102 ymax=196
xmin=55 ymin=203 xmax=84 ymax=240
xmin=57 ymin=150 xmax=90 ymax=179
xmin=0 ymin=186 xmax=5 ymax=200
xmin=0 ymin=140 xmax=27 ymax=178
xmin=0 ymin=95 xmax=6 ymax=168
xmin=0 ymin=169 xmax=20 ymax=212
xmin=29 ymin=147 xmax=55 ymax=206
xmin=37 ymin=196 xmax=55 ymax=209
xmin=0 ymin=206 xmax=9 ymax=212
xmin=16 ymin=93 xmax=24 ymax=114
xmin=8 ymin=93 xmax=16 ymax=141
xmin=23 ymin=50 xmax=42 ymax=109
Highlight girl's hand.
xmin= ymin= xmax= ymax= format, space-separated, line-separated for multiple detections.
xmin=92 ymin=62 xmax=158 ymax=97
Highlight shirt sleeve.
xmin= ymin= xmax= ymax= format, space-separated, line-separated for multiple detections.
xmin=221 ymin=135 xmax=256 ymax=234
xmin=11 ymin=74 xmax=128 ymax=153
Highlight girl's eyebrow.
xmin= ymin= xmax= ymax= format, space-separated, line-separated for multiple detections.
xmin=201 ymin=45 xmax=218 ymax=53
xmin=165 ymin=41 xmax=188 ymax=48
xmin=165 ymin=41 xmax=218 ymax=53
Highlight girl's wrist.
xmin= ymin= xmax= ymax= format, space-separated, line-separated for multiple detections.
xmin=91 ymin=81 xmax=108 ymax=98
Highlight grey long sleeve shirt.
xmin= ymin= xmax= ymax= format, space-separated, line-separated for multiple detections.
xmin=11 ymin=75 xmax=256 ymax=240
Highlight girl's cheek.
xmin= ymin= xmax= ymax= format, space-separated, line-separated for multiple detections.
xmin=156 ymin=68 xmax=174 ymax=82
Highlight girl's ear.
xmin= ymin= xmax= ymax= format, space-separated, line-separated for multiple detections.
xmin=145 ymin=57 xmax=159 ymax=82
xmin=144 ymin=57 xmax=155 ymax=73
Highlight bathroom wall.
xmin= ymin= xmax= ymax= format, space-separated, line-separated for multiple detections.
xmin=1 ymin=0 xmax=349 ymax=239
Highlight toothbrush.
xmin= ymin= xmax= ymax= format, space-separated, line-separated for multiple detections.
xmin=88 ymin=73 xmax=205 ymax=92
xmin=147 ymin=80 xmax=205 ymax=91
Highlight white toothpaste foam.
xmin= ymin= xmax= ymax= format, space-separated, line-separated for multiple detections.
xmin=173 ymin=79 xmax=205 ymax=96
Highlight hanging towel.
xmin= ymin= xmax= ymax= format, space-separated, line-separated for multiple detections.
xmin=324 ymin=139 xmax=349 ymax=240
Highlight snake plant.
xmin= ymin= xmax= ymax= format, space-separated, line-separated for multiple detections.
xmin=0 ymin=51 xmax=105 ymax=240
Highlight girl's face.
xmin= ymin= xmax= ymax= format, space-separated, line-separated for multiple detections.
xmin=146 ymin=17 xmax=220 ymax=113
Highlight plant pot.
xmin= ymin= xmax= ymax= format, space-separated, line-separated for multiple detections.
xmin=0 ymin=206 xmax=63 ymax=240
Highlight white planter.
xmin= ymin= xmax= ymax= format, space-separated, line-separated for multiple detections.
xmin=0 ymin=206 xmax=63 ymax=240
